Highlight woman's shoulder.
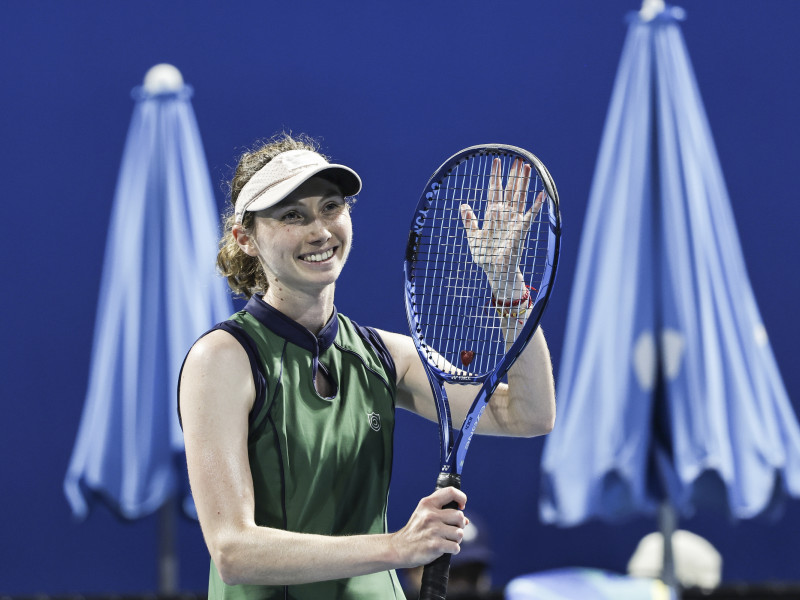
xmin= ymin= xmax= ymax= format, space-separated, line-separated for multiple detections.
xmin=185 ymin=327 xmax=251 ymax=373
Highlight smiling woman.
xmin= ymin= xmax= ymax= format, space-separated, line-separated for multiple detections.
xmin=177 ymin=132 xmax=555 ymax=599
xmin=236 ymin=179 xmax=353 ymax=333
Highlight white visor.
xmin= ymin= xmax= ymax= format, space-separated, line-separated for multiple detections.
xmin=234 ymin=149 xmax=362 ymax=223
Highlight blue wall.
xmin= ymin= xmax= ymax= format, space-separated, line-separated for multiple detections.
xmin=1 ymin=0 xmax=798 ymax=594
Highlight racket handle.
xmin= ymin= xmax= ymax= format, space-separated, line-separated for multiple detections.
xmin=418 ymin=472 xmax=462 ymax=600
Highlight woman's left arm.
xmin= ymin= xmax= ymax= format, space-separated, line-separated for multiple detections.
xmin=378 ymin=327 xmax=555 ymax=438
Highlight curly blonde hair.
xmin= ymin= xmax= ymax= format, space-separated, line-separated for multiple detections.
xmin=216 ymin=132 xmax=324 ymax=298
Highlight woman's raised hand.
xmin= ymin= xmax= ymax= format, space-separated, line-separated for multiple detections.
xmin=459 ymin=157 xmax=543 ymax=299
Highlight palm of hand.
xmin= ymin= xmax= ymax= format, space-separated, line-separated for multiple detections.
xmin=459 ymin=158 xmax=543 ymax=290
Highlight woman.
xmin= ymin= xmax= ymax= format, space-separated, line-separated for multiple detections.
xmin=179 ymin=133 xmax=555 ymax=599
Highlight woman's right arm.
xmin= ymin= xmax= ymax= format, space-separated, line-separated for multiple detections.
xmin=179 ymin=330 xmax=468 ymax=586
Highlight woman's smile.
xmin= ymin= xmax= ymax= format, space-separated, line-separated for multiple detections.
xmin=299 ymin=246 xmax=338 ymax=264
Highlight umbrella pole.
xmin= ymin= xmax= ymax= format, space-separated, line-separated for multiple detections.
xmin=658 ymin=501 xmax=680 ymax=598
xmin=158 ymin=497 xmax=178 ymax=594
xmin=649 ymin=22 xmax=680 ymax=599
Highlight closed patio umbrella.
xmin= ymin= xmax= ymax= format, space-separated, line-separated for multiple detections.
xmin=539 ymin=1 xmax=800 ymax=590
xmin=64 ymin=64 xmax=232 ymax=591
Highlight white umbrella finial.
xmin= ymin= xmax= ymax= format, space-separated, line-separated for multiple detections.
xmin=640 ymin=0 xmax=666 ymax=21
xmin=143 ymin=63 xmax=184 ymax=94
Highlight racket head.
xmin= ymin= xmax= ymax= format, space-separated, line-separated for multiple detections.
xmin=404 ymin=143 xmax=561 ymax=386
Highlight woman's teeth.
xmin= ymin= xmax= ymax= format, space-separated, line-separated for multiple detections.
xmin=302 ymin=248 xmax=335 ymax=263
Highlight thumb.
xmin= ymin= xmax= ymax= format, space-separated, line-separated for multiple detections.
xmin=460 ymin=204 xmax=478 ymax=235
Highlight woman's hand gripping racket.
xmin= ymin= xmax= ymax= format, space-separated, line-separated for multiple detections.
xmin=404 ymin=144 xmax=561 ymax=600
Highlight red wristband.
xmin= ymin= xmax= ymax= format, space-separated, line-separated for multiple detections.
xmin=490 ymin=286 xmax=535 ymax=320
xmin=490 ymin=288 xmax=530 ymax=307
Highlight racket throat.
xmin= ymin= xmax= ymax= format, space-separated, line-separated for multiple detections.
xmin=440 ymin=441 xmax=460 ymax=476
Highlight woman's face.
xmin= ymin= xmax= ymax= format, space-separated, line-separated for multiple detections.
xmin=247 ymin=177 xmax=353 ymax=295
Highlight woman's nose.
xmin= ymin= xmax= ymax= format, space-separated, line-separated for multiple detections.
xmin=305 ymin=215 xmax=332 ymax=243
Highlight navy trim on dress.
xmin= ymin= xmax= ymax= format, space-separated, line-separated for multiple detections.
xmin=244 ymin=296 xmax=342 ymax=399
xmin=177 ymin=321 xmax=268 ymax=429
xmin=214 ymin=321 xmax=268 ymax=428
xmin=243 ymin=295 xmax=338 ymax=356
xmin=351 ymin=321 xmax=398 ymax=385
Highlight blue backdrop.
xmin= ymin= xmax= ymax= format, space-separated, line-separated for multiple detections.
xmin=1 ymin=0 xmax=798 ymax=594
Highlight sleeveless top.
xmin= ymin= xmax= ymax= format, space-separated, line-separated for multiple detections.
xmin=183 ymin=296 xmax=403 ymax=599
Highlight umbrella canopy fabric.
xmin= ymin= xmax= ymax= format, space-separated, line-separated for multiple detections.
xmin=64 ymin=78 xmax=232 ymax=520
xmin=540 ymin=6 xmax=800 ymax=527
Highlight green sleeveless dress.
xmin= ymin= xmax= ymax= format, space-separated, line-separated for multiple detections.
xmin=200 ymin=296 xmax=403 ymax=599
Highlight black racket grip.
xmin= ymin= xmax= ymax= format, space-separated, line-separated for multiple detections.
xmin=418 ymin=472 xmax=462 ymax=600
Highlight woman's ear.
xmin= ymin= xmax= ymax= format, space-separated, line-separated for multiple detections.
xmin=232 ymin=223 xmax=260 ymax=257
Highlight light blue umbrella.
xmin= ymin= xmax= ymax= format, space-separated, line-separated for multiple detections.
xmin=539 ymin=0 xmax=800 ymax=585
xmin=64 ymin=64 xmax=232 ymax=590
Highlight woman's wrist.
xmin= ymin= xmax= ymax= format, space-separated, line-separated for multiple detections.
xmin=489 ymin=271 xmax=528 ymax=303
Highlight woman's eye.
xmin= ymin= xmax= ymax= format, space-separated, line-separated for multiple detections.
xmin=281 ymin=211 xmax=302 ymax=222
xmin=324 ymin=201 xmax=344 ymax=213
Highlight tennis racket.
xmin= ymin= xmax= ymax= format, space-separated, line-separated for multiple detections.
xmin=404 ymin=144 xmax=561 ymax=600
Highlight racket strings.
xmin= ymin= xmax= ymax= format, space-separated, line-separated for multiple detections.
xmin=412 ymin=152 xmax=551 ymax=377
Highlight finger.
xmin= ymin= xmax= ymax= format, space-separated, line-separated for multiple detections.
xmin=441 ymin=508 xmax=468 ymax=528
xmin=532 ymin=190 xmax=545 ymax=218
xmin=460 ymin=203 xmax=479 ymax=235
xmin=445 ymin=525 xmax=465 ymax=545
xmin=515 ymin=163 xmax=531 ymax=214
xmin=503 ymin=158 xmax=520 ymax=207
xmin=519 ymin=190 xmax=543 ymax=234
xmin=439 ymin=537 xmax=463 ymax=557
xmin=508 ymin=160 xmax=529 ymax=214
xmin=432 ymin=485 xmax=468 ymax=509
xmin=489 ymin=158 xmax=502 ymax=203
xmin=487 ymin=200 xmax=502 ymax=238
xmin=522 ymin=207 xmax=534 ymax=238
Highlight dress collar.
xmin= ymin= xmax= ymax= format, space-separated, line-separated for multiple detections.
xmin=243 ymin=295 xmax=339 ymax=356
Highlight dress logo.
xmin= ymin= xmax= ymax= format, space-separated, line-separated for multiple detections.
xmin=367 ymin=411 xmax=381 ymax=432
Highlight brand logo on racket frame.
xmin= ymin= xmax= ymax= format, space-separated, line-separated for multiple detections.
xmin=448 ymin=374 xmax=474 ymax=382
xmin=462 ymin=405 xmax=487 ymax=457
xmin=411 ymin=183 xmax=439 ymax=234
xmin=412 ymin=203 xmax=431 ymax=234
